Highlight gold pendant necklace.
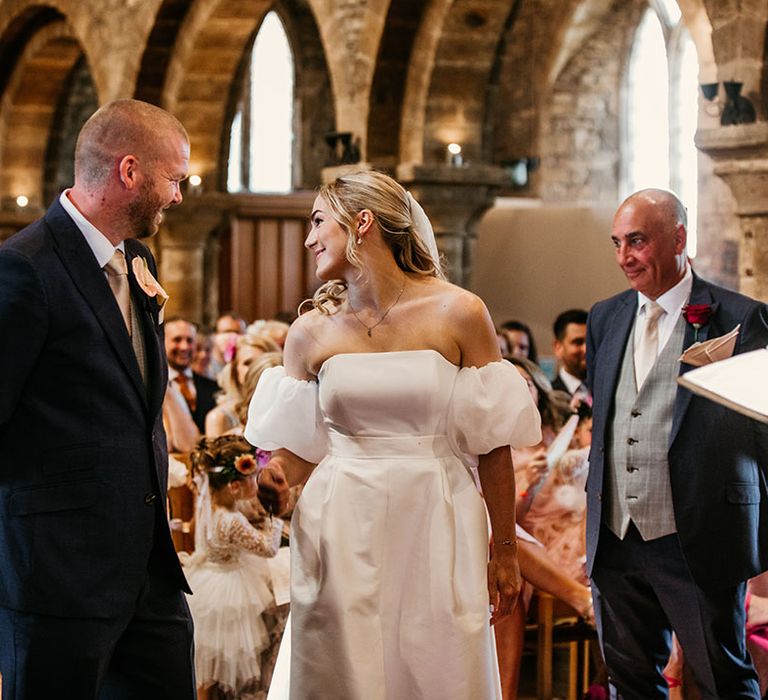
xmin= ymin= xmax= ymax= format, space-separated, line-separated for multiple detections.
xmin=348 ymin=279 xmax=407 ymax=337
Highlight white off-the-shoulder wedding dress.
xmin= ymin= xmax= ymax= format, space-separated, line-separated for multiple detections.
xmin=245 ymin=350 xmax=540 ymax=700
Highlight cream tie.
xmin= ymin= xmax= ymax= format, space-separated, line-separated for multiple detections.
xmin=635 ymin=300 xmax=665 ymax=389
xmin=105 ymin=250 xmax=132 ymax=336
xmin=105 ymin=250 xmax=147 ymax=384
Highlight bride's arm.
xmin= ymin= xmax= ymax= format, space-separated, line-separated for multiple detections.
xmin=257 ymin=315 xmax=320 ymax=514
xmin=452 ymin=290 xmax=522 ymax=624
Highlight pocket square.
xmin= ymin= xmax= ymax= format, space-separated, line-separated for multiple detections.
xmin=679 ymin=325 xmax=740 ymax=367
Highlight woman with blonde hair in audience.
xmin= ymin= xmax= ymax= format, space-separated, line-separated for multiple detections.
xmin=205 ymin=333 xmax=281 ymax=437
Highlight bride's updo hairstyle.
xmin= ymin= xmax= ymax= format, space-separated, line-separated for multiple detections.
xmin=309 ymin=170 xmax=444 ymax=313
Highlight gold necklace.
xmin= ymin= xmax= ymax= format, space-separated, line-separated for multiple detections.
xmin=348 ymin=279 xmax=407 ymax=337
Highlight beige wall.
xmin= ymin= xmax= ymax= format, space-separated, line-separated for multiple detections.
xmin=471 ymin=201 xmax=628 ymax=366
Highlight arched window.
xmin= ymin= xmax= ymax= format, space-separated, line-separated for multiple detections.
xmin=622 ymin=1 xmax=699 ymax=255
xmin=227 ymin=11 xmax=294 ymax=194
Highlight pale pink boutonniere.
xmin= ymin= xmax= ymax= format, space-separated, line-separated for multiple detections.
xmin=682 ymin=303 xmax=713 ymax=342
xmin=132 ymin=257 xmax=169 ymax=323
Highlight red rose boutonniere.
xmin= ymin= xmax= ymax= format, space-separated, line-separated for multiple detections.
xmin=682 ymin=303 xmax=713 ymax=341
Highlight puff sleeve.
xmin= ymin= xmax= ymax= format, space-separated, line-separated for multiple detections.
xmin=244 ymin=366 xmax=328 ymax=464
xmin=448 ymin=360 xmax=541 ymax=467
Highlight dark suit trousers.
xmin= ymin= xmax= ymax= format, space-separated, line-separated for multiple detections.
xmin=0 ymin=555 xmax=195 ymax=700
xmin=592 ymin=523 xmax=760 ymax=700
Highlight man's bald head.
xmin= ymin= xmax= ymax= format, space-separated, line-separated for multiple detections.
xmin=618 ymin=188 xmax=687 ymax=234
xmin=74 ymin=99 xmax=189 ymax=189
xmin=610 ymin=188 xmax=688 ymax=299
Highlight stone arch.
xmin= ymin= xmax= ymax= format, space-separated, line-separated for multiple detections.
xmin=0 ymin=9 xmax=93 ymax=208
xmin=366 ymin=0 xmax=430 ymax=168
xmin=419 ymin=0 xmax=517 ymax=166
xmin=134 ymin=0 xmax=194 ymax=107
xmin=159 ymin=0 xmax=333 ymax=190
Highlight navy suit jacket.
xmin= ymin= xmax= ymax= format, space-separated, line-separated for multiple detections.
xmin=586 ymin=273 xmax=768 ymax=590
xmin=0 ymin=198 xmax=189 ymax=618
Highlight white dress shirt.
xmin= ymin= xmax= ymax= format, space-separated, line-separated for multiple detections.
xmin=59 ymin=190 xmax=125 ymax=272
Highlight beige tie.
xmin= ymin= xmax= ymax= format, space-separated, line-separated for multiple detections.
xmin=105 ymin=250 xmax=147 ymax=384
xmin=105 ymin=250 xmax=132 ymax=335
xmin=635 ymin=301 xmax=665 ymax=389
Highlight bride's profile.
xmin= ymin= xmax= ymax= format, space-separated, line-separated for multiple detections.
xmin=245 ymin=169 xmax=541 ymax=699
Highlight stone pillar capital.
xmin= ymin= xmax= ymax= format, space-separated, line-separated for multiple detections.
xmin=395 ymin=163 xmax=509 ymax=286
xmin=696 ymin=124 xmax=768 ymax=300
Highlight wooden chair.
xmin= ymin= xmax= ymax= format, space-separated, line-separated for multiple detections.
xmin=167 ymin=452 xmax=196 ymax=553
xmin=525 ymin=591 xmax=597 ymax=700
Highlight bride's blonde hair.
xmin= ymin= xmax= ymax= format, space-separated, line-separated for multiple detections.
xmin=306 ymin=170 xmax=443 ymax=314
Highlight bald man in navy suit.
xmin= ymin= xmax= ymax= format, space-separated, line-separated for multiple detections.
xmin=0 ymin=100 xmax=195 ymax=699
xmin=586 ymin=189 xmax=768 ymax=699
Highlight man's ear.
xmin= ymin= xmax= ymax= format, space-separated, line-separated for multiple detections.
xmin=118 ymin=154 xmax=139 ymax=190
xmin=673 ymin=223 xmax=687 ymax=254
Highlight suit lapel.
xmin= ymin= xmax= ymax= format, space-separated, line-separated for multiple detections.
xmin=597 ymin=293 xmax=637 ymax=416
xmin=125 ymin=241 xmax=167 ymax=420
xmin=670 ymin=273 xmax=718 ymax=446
xmin=46 ymin=200 xmax=148 ymax=407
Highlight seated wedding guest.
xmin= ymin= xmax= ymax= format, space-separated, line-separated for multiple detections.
xmin=247 ymin=318 xmax=291 ymax=349
xmin=165 ymin=316 xmax=219 ymax=434
xmin=210 ymin=310 xmax=247 ymax=378
xmin=205 ymin=333 xmax=281 ymax=437
xmin=551 ymin=309 xmax=590 ymax=403
xmin=501 ymin=319 xmax=538 ymax=364
xmin=232 ymin=352 xmax=284 ymax=433
xmin=747 ymin=572 xmax=768 ymax=698
xmin=192 ymin=329 xmax=214 ymax=379
xmin=497 ymin=327 xmax=511 ymax=356
xmin=519 ymin=402 xmax=592 ymax=584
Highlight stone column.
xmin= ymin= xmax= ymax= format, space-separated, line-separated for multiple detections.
xmin=395 ymin=163 xmax=509 ymax=287
xmin=159 ymin=193 xmax=229 ymax=323
xmin=697 ymin=123 xmax=768 ymax=302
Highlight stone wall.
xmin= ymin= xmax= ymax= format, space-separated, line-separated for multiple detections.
xmin=538 ymin=0 xmax=645 ymax=204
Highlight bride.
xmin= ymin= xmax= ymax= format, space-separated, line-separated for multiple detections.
xmin=245 ymin=170 xmax=541 ymax=699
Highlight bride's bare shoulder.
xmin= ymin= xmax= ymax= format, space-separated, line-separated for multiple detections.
xmin=418 ymin=277 xmax=490 ymax=321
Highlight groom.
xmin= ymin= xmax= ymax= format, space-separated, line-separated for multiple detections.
xmin=0 ymin=100 xmax=195 ymax=698
xmin=586 ymin=189 xmax=768 ymax=698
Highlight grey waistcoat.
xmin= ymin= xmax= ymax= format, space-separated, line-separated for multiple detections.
xmin=604 ymin=313 xmax=686 ymax=540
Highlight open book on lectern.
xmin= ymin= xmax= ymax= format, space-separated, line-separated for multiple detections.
xmin=677 ymin=347 xmax=768 ymax=424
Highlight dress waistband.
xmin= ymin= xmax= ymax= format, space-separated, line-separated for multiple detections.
xmin=327 ymin=431 xmax=454 ymax=459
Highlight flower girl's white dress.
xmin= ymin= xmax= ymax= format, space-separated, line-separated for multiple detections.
xmin=245 ymin=350 xmax=541 ymax=700
xmin=184 ymin=507 xmax=283 ymax=694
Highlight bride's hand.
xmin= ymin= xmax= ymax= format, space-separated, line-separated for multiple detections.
xmin=488 ymin=545 xmax=522 ymax=625
xmin=257 ymin=462 xmax=290 ymax=515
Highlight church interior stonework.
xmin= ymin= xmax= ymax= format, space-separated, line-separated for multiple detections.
xmin=0 ymin=0 xmax=766 ymax=352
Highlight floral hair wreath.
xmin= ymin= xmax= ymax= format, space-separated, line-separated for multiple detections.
xmin=193 ymin=435 xmax=270 ymax=484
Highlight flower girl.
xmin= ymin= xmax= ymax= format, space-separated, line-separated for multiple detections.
xmin=184 ymin=435 xmax=283 ymax=699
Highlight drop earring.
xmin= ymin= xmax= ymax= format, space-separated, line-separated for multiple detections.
xmin=356 ymin=237 xmax=362 ymax=245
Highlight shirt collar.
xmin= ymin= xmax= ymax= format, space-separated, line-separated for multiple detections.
xmin=59 ymin=190 xmax=125 ymax=268
xmin=636 ymin=263 xmax=693 ymax=317
xmin=168 ymin=367 xmax=194 ymax=382
xmin=557 ymin=368 xmax=584 ymax=395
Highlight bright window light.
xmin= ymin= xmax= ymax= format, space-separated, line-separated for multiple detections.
xmin=672 ymin=31 xmax=699 ymax=257
xmin=228 ymin=111 xmax=243 ymax=193
xmin=248 ymin=12 xmax=294 ymax=193
xmin=625 ymin=8 xmax=670 ymax=197
xmin=226 ymin=12 xmax=294 ymax=194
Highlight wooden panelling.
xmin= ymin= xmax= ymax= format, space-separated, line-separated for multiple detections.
xmin=222 ymin=191 xmax=317 ymax=321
